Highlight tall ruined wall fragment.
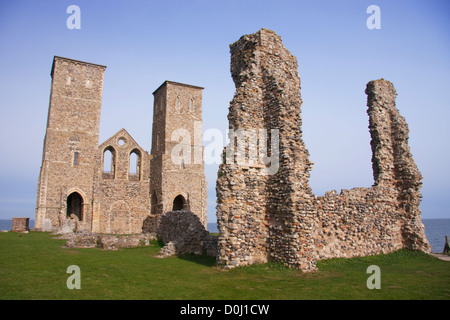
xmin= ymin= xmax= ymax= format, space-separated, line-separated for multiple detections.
xmin=216 ymin=29 xmax=430 ymax=271
xmin=216 ymin=28 xmax=316 ymax=270
xmin=365 ymin=80 xmax=429 ymax=252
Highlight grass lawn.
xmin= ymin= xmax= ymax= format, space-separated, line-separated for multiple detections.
xmin=0 ymin=231 xmax=449 ymax=300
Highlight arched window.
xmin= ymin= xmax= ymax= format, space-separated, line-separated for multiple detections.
xmin=73 ymin=152 xmax=79 ymax=167
xmin=189 ymin=99 xmax=194 ymax=112
xmin=67 ymin=192 xmax=83 ymax=221
xmin=175 ymin=97 xmax=181 ymax=111
xmin=172 ymin=195 xmax=187 ymax=211
xmin=129 ymin=149 xmax=141 ymax=181
xmin=102 ymin=146 xmax=116 ymax=179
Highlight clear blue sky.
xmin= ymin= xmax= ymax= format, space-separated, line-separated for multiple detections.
xmin=0 ymin=0 xmax=449 ymax=223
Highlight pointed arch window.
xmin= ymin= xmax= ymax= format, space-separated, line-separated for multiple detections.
xmin=102 ymin=146 xmax=116 ymax=179
xmin=129 ymin=149 xmax=141 ymax=181
xmin=175 ymin=97 xmax=181 ymax=111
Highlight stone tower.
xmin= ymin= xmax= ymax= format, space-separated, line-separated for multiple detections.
xmin=35 ymin=56 xmax=106 ymax=230
xmin=150 ymin=81 xmax=207 ymax=226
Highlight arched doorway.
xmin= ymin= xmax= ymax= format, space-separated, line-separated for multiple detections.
xmin=172 ymin=195 xmax=186 ymax=211
xmin=67 ymin=192 xmax=83 ymax=221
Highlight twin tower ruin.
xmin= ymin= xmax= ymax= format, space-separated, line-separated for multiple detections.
xmin=35 ymin=28 xmax=430 ymax=271
xmin=35 ymin=57 xmax=207 ymax=234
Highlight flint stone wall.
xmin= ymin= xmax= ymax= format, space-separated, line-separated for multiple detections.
xmin=157 ymin=210 xmax=217 ymax=256
xmin=216 ymin=28 xmax=430 ymax=271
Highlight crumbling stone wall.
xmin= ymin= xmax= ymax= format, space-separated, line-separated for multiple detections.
xmin=157 ymin=210 xmax=217 ymax=256
xmin=216 ymin=29 xmax=430 ymax=271
xmin=92 ymin=128 xmax=151 ymax=234
xmin=62 ymin=232 xmax=156 ymax=250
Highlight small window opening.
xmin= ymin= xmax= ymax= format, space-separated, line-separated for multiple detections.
xmin=118 ymin=137 xmax=126 ymax=146
xmin=73 ymin=152 xmax=79 ymax=167
xmin=176 ymin=97 xmax=180 ymax=111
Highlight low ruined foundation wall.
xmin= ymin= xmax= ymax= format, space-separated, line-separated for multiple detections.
xmin=157 ymin=210 xmax=217 ymax=256
xmin=313 ymin=187 xmax=405 ymax=260
xmin=63 ymin=232 xmax=157 ymax=250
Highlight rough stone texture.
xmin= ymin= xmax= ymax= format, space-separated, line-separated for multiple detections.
xmin=35 ymin=58 xmax=207 ymax=235
xmin=63 ymin=232 xmax=156 ymax=250
xmin=41 ymin=218 xmax=53 ymax=232
xmin=157 ymin=210 xmax=217 ymax=256
xmin=156 ymin=241 xmax=177 ymax=257
xmin=92 ymin=128 xmax=151 ymax=234
xmin=216 ymin=29 xmax=430 ymax=271
xmin=11 ymin=218 xmax=30 ymax=232
xmin=54 ymin=218 xmax=77 ymax=234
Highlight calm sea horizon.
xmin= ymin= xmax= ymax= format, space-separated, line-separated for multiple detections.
xmin=1 ymin=218 xmax=448 ymax=253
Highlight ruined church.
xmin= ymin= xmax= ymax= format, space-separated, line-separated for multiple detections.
xmin=35 ymin=56 xmax=207 ymax=234
xmin=35 ymin=28 xmax=430 ymax=272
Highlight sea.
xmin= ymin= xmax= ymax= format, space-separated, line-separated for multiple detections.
xmin=1 ymin=219 xmax=449 ymax=253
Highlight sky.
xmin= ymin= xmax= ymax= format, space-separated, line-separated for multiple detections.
xmin=0 ymin=0 xmax=449 ymax=223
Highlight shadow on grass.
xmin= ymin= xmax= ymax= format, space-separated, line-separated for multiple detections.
xmin=177 ymin=253 xmax=217 ymax=267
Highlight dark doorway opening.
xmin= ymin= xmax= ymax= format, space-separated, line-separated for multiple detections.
xmin=172 ymin=195 xmax=186 ymax=211
xmin=67 ymin=192 xmax=83 ymax=220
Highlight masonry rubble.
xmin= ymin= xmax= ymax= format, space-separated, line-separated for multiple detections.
xmin=58 ymin=230 xmax=156 ymax=250
xmin=157 ymin=210 xmax=218 ymax=257
xmin=216 ymin=28 xmax=430 ymax=271
xmin=57 ymin=209 xmax=218 ymax=254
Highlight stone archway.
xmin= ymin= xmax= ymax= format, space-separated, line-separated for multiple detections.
xmin=172 ymin=195 xmax=186 ymax=211
xmin=67 ymin=192 xmax=83 ymax=221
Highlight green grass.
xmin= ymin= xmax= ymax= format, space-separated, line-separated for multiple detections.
xmin=0 ymin=232 xmax=449 ymax=300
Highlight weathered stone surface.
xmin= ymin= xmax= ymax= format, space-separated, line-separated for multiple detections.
xmin=63 ymin=232 xmax=156 ymax=250
xmin=41 ymin=219 xmax=53 ymax=232
xmin=216 ymin=28 xmax=430 ymax=271
xmin=53 ymin=218 xmax=77 ymax=234
xmin=157 ymin=241 xmax=176 ymax=258
xmin=11 ymin=218 xmax=30 ymax=232
xmin=157 ymin=210 xmax=217 ymax=256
